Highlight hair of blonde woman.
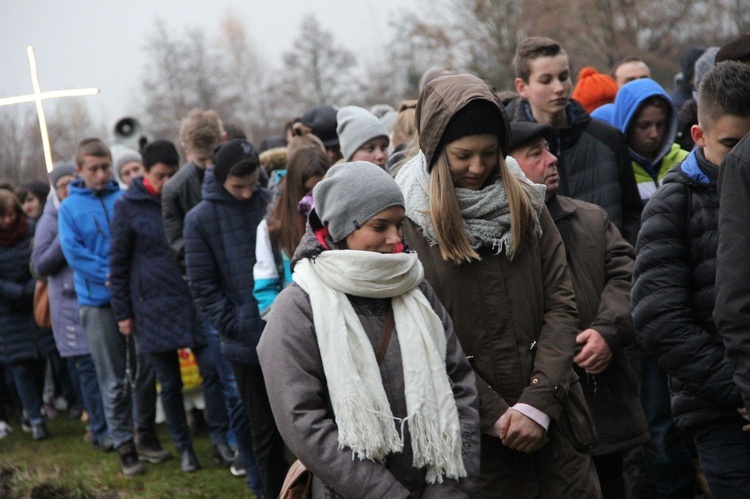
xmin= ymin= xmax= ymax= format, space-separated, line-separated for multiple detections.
xmin=390 ymin=100 xmax=418 ymax=150
xmin=429 ymin=148 xmax=538 ymax=264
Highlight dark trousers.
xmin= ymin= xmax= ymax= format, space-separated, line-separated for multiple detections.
xmin=594 ymin=452 xmax=625 ymax=499
xmin=11 ymin=357 xmax=46 ymax=425
xmin=145 ymin=351 xmax=193 ymax=451
xmin=67 ymin=354 xmax=108 ymax=443
xmin=693 ymin=419 xmax=750 ymax=499
xmin=232 ymin=362 xmax=289 ymax=498
xmin=640 ymin=352 xmax=695 ymax=498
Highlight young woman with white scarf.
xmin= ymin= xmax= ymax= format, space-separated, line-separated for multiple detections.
xmin=257 ymin=161 xmax=480 ymax=498
xmin=395 ymin=73 xmax=601 ymax=498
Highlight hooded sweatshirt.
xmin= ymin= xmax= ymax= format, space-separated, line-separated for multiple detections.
xmin=612 ymin=78 xmax=688 ymax=202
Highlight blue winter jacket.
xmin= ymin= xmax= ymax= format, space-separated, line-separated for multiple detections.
xmin=59 ymin=179 xmax=122 ymax=307
xmin=32 ymin=195 xmax=90 ymax=357
xmin=109 ymin=177 xmax=203 ymax=354
xmin=184 ymin=169 xmax=271 ymax=365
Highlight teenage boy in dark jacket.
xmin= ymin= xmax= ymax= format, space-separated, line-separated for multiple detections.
xmin=507 ymin=36 xmax=642 ymax=245
xmin=633 ymin=62 xmax=750 ymax=498
xmin=184 ymin=139 xmax=289 ymax=497
xmin=109 ymin=140 xmax=233 ymax=473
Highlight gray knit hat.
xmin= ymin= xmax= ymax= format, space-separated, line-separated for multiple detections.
xmin=313 ymin=161 xmax=404 ymax=242
xmin=113 ymin=147 xmax=142 ymax=178
xmin=694 ymin=47 xmax=720 ymax=101
xmin=49 ymin=161 xmax=76 ymax=187
xmin=336 ymin=106 xmax=389 ymax=161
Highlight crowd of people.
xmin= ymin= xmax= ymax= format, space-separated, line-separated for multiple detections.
xmin=1 ymin=32 xmax=750 ymax=499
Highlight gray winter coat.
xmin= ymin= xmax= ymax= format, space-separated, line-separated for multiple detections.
xmin=32 ymin=195 xmax=89 ymax=358
xmin=257 ymin=232 xmax=481 ymax=498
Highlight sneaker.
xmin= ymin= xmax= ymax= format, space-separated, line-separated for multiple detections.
xmin=180 ymin=447 xmax=200 ymax=473
xmin=229 ymin=453 xmax=246 ymax=477
xmin=93 ymin=435 xmax=115 ymax=453
xmin=21 ymin=416 xmax=32 ymax=433
xmin=117 ymin=441 xmax=144 ymax=476
xmin=136 ymin=432 xmax=173 ymax=463
xmin=42 ymin=404 xmax=59 ymax=420
xmin=32 ymin=422 xmax=49 ymax=441
xmin=0 ymin=421 xmax=12 ymax=439
xmin=68 ymin=406 xmax=83 ymax=420
xmin=212 ymin=442 xmax=235 ymax=467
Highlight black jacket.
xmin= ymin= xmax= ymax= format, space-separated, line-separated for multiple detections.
xmin=162 ymin=161 xmax=204 ymax=273
xmin=184 ymin=168 xmax=271 ymax=365
xmin=506 ymin=98 xmax=643 ymax=245
xmin=633 ymin=149 xmax=742 ymax=430
xmin=109 ymin=177 xmax=203 ymax=354
xmin=0 ymin=220 xmax=57 ymax=363
xmin=715 ymin=133 xmax=750 ymax=414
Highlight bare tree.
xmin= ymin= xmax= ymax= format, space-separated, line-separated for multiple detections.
xmin=277 ymin=14 xmax=357 ymax=110
xmin=216 ymin=11 xmax=276 ymax=142
xmin=139 ymin=19 xmax=235 ymax=143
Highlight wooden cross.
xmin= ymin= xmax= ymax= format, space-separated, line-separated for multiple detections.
xmin=0 ymin=46 xmax=99 ymax=173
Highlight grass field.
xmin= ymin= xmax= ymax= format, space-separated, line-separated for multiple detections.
xmin=0 ymin=415 xmax=254 ymax=498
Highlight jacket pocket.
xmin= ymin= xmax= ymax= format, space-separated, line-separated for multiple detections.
xmin=559 ymin=373 xmax=597 ymax=454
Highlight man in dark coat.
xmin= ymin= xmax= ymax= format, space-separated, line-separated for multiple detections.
xmin=634 ymin=62 xmax=750 ymax=498
xmin=184 ymin=139 xmax=289 ymax=497
xmin=510 ymin=121 xmax=649 ymax=498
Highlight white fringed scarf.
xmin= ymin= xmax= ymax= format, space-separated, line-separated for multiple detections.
xmin=292 ymin=250 xmax=466 ymax=483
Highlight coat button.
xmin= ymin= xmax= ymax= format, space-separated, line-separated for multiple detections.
xmin=553 ymin=384 xmax=561 ymax=395
xmin=532 ymin=378 xmax=539 ymax=384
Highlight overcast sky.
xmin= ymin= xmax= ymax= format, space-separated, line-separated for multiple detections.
xmin=1 ymin=0 xmax=418 ymax=130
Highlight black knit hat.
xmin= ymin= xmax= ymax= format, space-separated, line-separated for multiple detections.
xmin=301 ymin=106 xmax=339 ymax=148
xmin=212 ymin=139 xmax=259 ymax=185
xmin=431 ymin=100 xmax=507 ymax=170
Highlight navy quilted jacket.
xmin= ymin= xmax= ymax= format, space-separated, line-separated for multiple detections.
xmin=109 ymin=177 xmax=203 ymax=354
xmin=184 ymin=169 xmax=271 ymax=365
xmin=0 ymin=219 xmax=57 ymax=363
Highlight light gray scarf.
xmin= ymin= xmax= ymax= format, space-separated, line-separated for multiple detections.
xmin=396 ymin=151 xmax=545 ymax=258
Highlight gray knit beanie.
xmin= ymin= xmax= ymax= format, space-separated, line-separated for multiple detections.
xmin=313 ymin=161 xmax=404 ymax=242
xmin=694 ymin=47 xmax=720 ymax=101
xmin=49 ymin=161 xmax=76 ymax=187
xmin=113 ymin=148 xmax=142 ymax=178
xmin=336 ymin=106 xmax=389 ymax=161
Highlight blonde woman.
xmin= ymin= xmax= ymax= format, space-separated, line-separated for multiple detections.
xmin=396 ymin=73 xmax=601 ymax=498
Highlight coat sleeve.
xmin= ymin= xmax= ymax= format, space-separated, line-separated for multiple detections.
xmin=590 ymin=210 xmax=636 ymax=355
xmin=108 ymin=200 xmax=135 ymax=322
xmin=634 ymin=185 xmax=741 ymax=407
xmin=517 ymin=208 xmax=579 ymax=422
xmin=257 ymin=285 xmax=412 ymax=499
xmin=184 ymin=211 xmax=239 ymax=338
xmin=32 ymin=210 xmax=67 ymax=278
xmin=252 ymin=219 xmax=281 ymax=320
xmin=161 ymin=181 xmax=186 ymax=270
xmin=420 ymin=280 xmax=480 ymax=497
xmin=58 ymin=202 xmax=109 ymax=285
xmin=715 ymin=138 xmax=750 ymax=412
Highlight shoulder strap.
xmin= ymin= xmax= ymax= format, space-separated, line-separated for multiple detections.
xmin=375 ymin=303 xmax=394 ymax=365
